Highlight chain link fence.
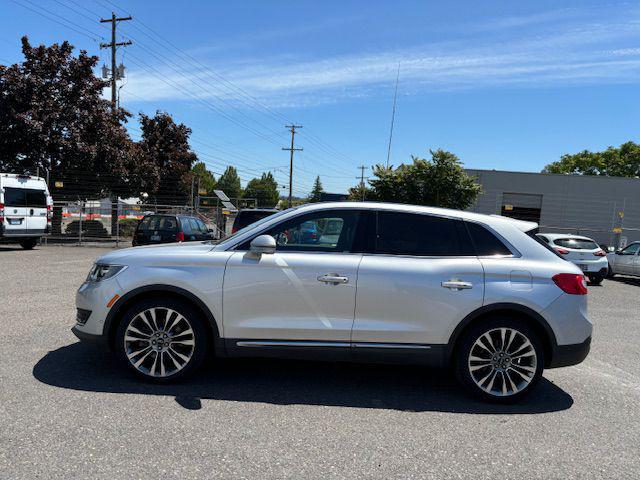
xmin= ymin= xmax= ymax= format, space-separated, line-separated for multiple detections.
xmin=42 ymin=200 xmax=235 ymax=247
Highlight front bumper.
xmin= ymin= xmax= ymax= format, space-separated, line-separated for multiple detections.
xmin=72 ymin=325 xmax=108 ymax=347
xmin=549 ymin=335 xmax=591 ymax=368
xmin=74 ymin=277 xmax=122 ymax=340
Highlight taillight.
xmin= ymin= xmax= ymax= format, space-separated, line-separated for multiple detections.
xmin=555 ymin=247 xmax=569 ymax=255
xmin=46 ymin=205 xmax=52 ymax=223
xmin=176 ymin=231 xmax=185 ymax=242
xmin=0 ymin=203 xmax=4 ymax=222
xmin=231 ymin=227 xmax=237 ymax=234
xmin=593 ymin=250 xmax=606 ymax=257
xmin=552 ymin=273 xmax=588 ymax=295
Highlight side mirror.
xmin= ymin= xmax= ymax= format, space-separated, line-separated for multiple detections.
xmin=250 ymin=235 xmax=276 ymax=255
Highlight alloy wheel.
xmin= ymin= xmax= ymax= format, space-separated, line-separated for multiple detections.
xmin=467 ymin=327 xmax=537 ymax=397
xmin=123 ymin=307 xmax=196 ymax=378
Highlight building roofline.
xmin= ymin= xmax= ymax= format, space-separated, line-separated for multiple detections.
xmin=465 ymin=168 xmax=640 ymax=183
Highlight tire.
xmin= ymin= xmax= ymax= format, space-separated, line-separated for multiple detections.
xmin=587 ymin=275 xmax=603 ymax=286
xmin=454 ymin=317 xmax=544 ymax=403
xmin=115 ymin=298 xmax=209 ymax=383
xmin=19 ymin=239 xmax=37 ymax=250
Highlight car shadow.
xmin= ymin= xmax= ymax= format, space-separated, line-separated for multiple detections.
xmin=0 ymin=246 xmax=25 ymax=252
xmin=610 ymin=276 xmax=640 ymax=287
xmin=33 ymin=342 xmax=573 ymax=414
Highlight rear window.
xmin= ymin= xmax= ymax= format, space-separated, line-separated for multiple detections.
xmin=3 ymin=188 xmax=47 ymax=207
xmin=138 ymin=216 xmax=178 ymax=232
xmin=465 ymin=222 xmax=512 ymax=256
xmin=553 ymin=238 xmax=599 ymax=250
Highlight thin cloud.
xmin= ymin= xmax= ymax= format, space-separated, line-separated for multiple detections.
xmin=124 ymin=14 xmax=640 ymax=108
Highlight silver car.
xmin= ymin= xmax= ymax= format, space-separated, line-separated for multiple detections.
xmin=73 ymin=202 xmax=592 ymax=402
xmin=607 ymin=241 xmax=640 ymax=278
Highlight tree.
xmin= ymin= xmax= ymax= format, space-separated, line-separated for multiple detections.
xmin=354 ymin=149 xmax=481 ymax=209
xmin=191 ymin=162 xmax=217 ymax=196
xmin=0 ymin=36 xmax=153 ymax=233
xmin=139 ymin=111 xmax=197 ymax=204
xmin=543 ymin=141 xmax=640 ymax=177
xmin=347 ymin=183 xmax=372 ymax=201
xmin=307 ymin=176 xmax=324 ymax=202
xmin=243 ymin=171 xmax=279 ymax=207
xmin=216 ymin=166 xmax=242 ymax=200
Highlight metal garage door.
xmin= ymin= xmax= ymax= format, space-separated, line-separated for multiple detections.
xmin=501 ymin=193 xmax=543 ymax=223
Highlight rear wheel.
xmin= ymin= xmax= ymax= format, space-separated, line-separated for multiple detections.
xmin=19 ymin=239 xmax=37 ymax=250
xmin=455 ymin=317 xmax=544 ymax=403
xmin=587 ymin=275 xmax=603 ymax=286
xmin=115 ymin=298 xmax=208 ymax=383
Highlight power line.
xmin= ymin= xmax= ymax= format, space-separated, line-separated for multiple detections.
xmin=386 ymin=62 xmax=401 ymax=168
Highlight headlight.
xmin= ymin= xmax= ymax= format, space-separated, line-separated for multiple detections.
xmin=86 ymin=264 xmax=126 ymax=282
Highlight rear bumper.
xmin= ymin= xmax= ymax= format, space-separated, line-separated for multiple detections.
xmin=549 ymin=336 xmax=591 ymax=368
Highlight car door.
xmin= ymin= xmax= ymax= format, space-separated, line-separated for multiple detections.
xmin=222 ymin=209 xmax=363 ymax=344
xmin=2 ymin=187 xmax=28 ymax=234
xmin=25 ymin=188 xmax=48 ymax=233
xmin=351 ymin=211 xmax=484 ymax=347
xmin=614 ymin=243 xmax=640 ymax=274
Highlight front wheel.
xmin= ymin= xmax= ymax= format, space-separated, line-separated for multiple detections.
xmin=115 ymin=299 xmax=208 ymax=383
xmin=455 ymin=318 xmax=544 ymax=403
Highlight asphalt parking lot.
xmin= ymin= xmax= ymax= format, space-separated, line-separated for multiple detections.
xmin=1 ymin=246 xmax=639 ymax=479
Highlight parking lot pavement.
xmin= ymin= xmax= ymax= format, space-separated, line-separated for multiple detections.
xmin=1 ymin=246 xmax=639 ymax=479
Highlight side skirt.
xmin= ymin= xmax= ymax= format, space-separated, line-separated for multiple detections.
xmin=223 ymin=339 xmax=448 ymax=367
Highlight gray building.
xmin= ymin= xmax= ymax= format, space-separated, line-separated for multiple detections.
xmin=465 ymin=169 xmax=640 ymax=248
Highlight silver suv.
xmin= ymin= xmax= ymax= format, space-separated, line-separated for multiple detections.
xmin=73 ymin=202 xmax=592 ymax=402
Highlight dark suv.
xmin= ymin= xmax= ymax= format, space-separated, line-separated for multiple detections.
xmin=231 ymin=208 xmax=279 ymax=234
xmin=132 ymin=214 xmax=215 ymax=246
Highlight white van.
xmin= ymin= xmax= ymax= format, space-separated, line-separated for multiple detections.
xmin=0 ymin=173 xmax=52 ymax=249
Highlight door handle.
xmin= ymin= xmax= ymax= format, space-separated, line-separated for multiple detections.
xmin=317 ymin=274 xmax=349 ymax=285
xmin=441 ymin=280 xmax=473 ymax=290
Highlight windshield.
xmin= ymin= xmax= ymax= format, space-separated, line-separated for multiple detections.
xmin=554 ymin=238 xmax=599 ymax=250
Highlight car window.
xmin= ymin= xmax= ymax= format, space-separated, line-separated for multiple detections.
xmin=181 ymin=218 xmax=193 ymax=234
xmin=189 ymin=218 xmax=202 ymax=233
xmin=3 ymin=187 xmax=26 ymax=207
xmin=138 ymin=216 xmax=178 ymax=232
xmin=25 ymin=189 xmax=47 ymax=207
xmin=620 ymin=243 xmax=640 ymax=255
xmin=554 ymin=238 xmax=599 ymax=250
xmin=375 ymin=212 xmax=471 ymax=256
xmin=466 ymin=222 xmax=512 ymax=256
xmin=239 ymin=210 xmax=360 ymax=252
xmin=196 ymin=219 xmax=207 ymax=233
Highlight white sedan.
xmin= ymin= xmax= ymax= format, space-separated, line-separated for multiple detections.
xmin=536 ymin=233 xmax=608 ymax=285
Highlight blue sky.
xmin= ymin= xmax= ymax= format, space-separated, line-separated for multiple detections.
xmin=2 ymin=0 xmax=640 ymax=195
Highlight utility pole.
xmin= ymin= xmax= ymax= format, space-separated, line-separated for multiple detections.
xmin=100 ymin=12 xmax=132 ymax=112
xmin=357 ymin=165 xmax=369 ymax=202
xmin=282 ymin=124 xmax=303 ymax=208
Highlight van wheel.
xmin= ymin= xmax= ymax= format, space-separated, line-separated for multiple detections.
xmin=454 ymin=317 xmax=543 ymax=403
xmin=19 ymin=239 xmax=37 ymax=250
xmin=115 ymin=298 xmax=208 ymax=383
